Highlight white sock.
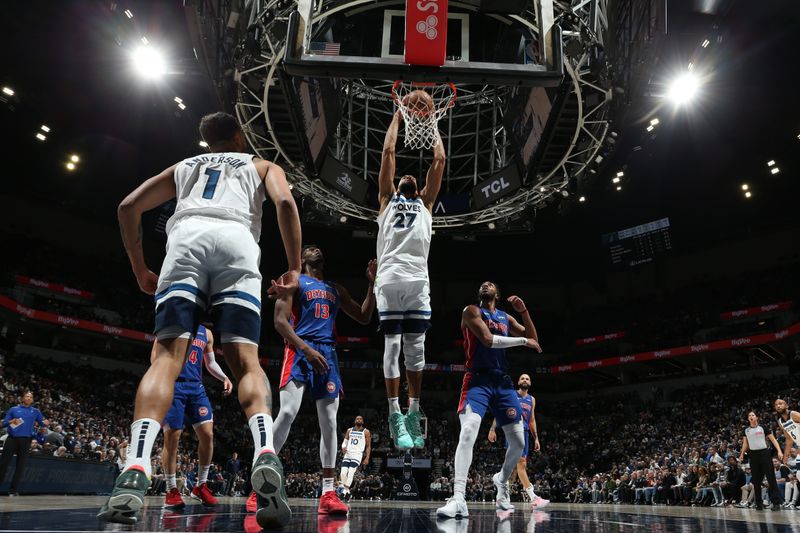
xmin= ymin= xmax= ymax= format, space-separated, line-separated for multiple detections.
xmin=526 ymin=485 xmax=536 ymax=499
xmin=322 ymin=477 xmax=335 ymax=494
xmin=124 ymin=418 xmax=161 ymax=478
xmin=408 ymin=398 xmax=420 ymax=414
xmin=198 ymin=464 xmax=211 ymax=485
xmin=165 ymin=473 xmax=177 ymax=491
xmin=388 ymin=397 xmax=401 ymax=415
xmin=248 ymin=413 xmax=275 ymax=465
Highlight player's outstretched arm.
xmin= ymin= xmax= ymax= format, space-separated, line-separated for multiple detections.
xmin=203 ymin=330 xmax=233 ymax=395
xmin=336 ymin=259 xmax=377 ymax=325
xmin=464 ymin=304 xmax=540 ymax=351
xmin=421 ymin=134 xmax=445 ymax=211
xmin=378 ymin=112 xmax=401 ymax=211
xmin=118 ymin=164 xmax=178 ymax=294
xmin=259 ymin=161 xmax=302 ymax=297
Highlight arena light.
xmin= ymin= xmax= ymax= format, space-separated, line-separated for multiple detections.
xmin=177 ymin=102 xmax=186 ymax=110
xmin=741 ymin=184 xmax=748 ymax=191
xmin=667 ymin=73 xmax=700 ymax=105
xmin=66 ymin=162 xmax=76 ymax=171
xmin=617 ymin=171 xmax=624 ymax=177
xmin=40 ymin=125 xmax=50 ymax=132
xmin=124 ymin=9 xmax=133 ymax=18
xmin=687 ymin=62 xmax=694 ymax=71
xmin=487 ymin=222 xmax=496 ymax=230
xmin=767 ymin=160 xmax=775 ymax=167
xmin=199 ymin=140 xmax=209 ymax=148
xmin=771 ymin=167 xmax=780 ymax=175
xmin=612 ymin=177 xmax=620 ymax=184
xmin=578 ymin=196 xmax=586 ymax=202
xmin=745 ymin=191 xmax=752 ymax=198
xmin=2 ymin=86 xmax=14 ymax=96
xmin=539 ymin=186 xmax=546 ymax=192
xmin=70 ymin=154 xmax=80 ymax=163
xmin=650 ymin=118 xmax=660 ymax=126
xmin=701 ymin=39 xmax=710 ymax=48
xmin=141 ymin=36 xmax=149 ymax=45
xmin=174 ymin=96 xmax=183 ymax=104
xmin=616 ymin=186 xmax=622 ymax=191
xmin=35 ymin=132 xmax=46 ymax=141
xmin=646 ymin=125 xmax=655 ymax=132
xmin=131 ymin=45 xmax=166 ymax=80
xmin=339 ymin=216 xmax=348 ymax=224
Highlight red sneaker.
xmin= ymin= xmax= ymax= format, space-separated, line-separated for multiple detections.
xmin=318 ymin=490 xmax=349 ymax=515
xmin=245 ymin=491 xmax=258 ymax=513
xmin=164 ymin=487 xmax=185 ymax=510
xmin=191 ymin=483 xmax=218 ymax=506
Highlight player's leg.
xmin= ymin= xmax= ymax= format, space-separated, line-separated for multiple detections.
xmin=376 ymin=283 xmax=413 ymax=449
xmin=162 ymin=426 xmax=185 ymax=509
xmin=340 ymin=464 xmax=356 ymax=490
xmin=401 ymin=280 xmax=431 ymax=448
xmin=491 ymin=386 xmax=525 ymax=511
xmin=273 ymin=345 xmax=310 ymax=452
xmin=190 ymin=419 xmax=217 ymax=505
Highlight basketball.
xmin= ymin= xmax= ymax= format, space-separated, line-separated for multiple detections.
xmin=403 ymin=89 xmax=435 ymax=115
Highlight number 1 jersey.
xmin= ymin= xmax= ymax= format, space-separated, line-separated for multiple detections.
xmin=168 ymin=152 xmax=267 ymax=241
xmin=291 ymin=274 xmax=340 ymax=343
xmin=375 ymin=195 xmax=432 ymax=286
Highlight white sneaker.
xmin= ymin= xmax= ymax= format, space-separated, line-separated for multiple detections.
xmin=530 ymin=495 xmax=550 ymax=509
xmin=437 ymin=494 xmax=469 ymax=519
xmin=492 ymin=473 xmax=515 ymax=511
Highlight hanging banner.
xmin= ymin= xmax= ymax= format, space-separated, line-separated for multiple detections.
xmin=16 ymin=275 xmax=95 ymax=300
xmin=720 ymin=301 xmax=793 ymax=321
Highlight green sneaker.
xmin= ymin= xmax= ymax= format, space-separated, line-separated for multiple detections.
xmin=97 ymin=467 xmax=150 ymax=524
xmin=405 ymin=411 xmax=425 ymax=449
xmin=389 ymin=412 xmax=414 ymax=450
xmin=252 ymin=450 xmax=292 ymax=528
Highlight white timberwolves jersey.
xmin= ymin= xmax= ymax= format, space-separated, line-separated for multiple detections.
xmin=376 ymin=195 xmax=432 ymax=286
xmin=781 ymin=412 xmax=800 ymax=445
xmin=168 ymin=152 xmax=267 ymax=241
xmin=344 ymin=428 xmax=367 ymax=460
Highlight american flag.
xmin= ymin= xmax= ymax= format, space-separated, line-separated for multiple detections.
xmin=309 ymin=41 xmax=341 ymax=55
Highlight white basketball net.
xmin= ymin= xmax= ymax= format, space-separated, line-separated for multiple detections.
xmin=392 ymin=81 xmax=457 ymax=150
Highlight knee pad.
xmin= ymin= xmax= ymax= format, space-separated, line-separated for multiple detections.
xmin=458 ymin=412 xmax=482 ymax=441
xmin=383 ymin=334 xmax=402 ymax=379
xmin=402 ymin=333 xmax=425 ymax=372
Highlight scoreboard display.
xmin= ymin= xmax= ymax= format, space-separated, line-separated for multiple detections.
xmin=601 ymin=218 xmax=672 ymax=268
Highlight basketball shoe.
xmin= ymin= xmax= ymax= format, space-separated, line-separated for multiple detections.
xmin=319 ymin=490 xmax=349 ymax=515
xmin=404 ymin=411 xmax=425 ymax=449
xmin=97 ymin=466 xmax=151 ymax=524
xmin=164 ymin=487 xmax=185 ymax=510
xmin=190 ymin=483 xmax=218 ymax=506
xmin=492 ymin=472 xmax=515 ymax=512
xmin=389 ymin=412 xmax=414 ymax=450
xmin=530 ymin=494 xmax=550 ymax=509
xmin=436 ymin=493 xmax=469 ymax=519
xmin=246 ymin=491 xmax=258 ymax=513
xmin=251 ymin=450 xmax=291 ymax=528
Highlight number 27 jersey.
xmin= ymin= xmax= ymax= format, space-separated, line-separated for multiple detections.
xmin=376 ymin=195 xmax=432 ymax=285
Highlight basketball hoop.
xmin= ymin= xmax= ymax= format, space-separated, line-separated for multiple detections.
xmin=392 ymin=81 xmax=456 ymax=150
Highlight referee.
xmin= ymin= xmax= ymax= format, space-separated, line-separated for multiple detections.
xmin=0 ymin=390 xmax=48 ymax=496
xmin=739 ymin=410 xmax=782 ymax=511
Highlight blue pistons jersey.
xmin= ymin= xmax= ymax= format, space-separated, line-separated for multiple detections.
xmin=462 ymin=307 xmax=511 ymax=372
xmin=519 ymin=393 xmax=534 ymax=428
xmin=178 ymin=325 xmax=208 ymax=382
xmin=292 ymin=275 xmax=340 ymax=342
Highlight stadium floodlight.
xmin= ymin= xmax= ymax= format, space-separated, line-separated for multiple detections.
xmin=177 ymin=102 xmax=186 ymax=110
xmin=487 ymin=222 xmax=496 ymax=230
xmin=579 ymin=196 xmax=586 ymax=202
xmin=66 ymin=162 xmax=76 ymax=171
xmin=174 ymin=96 xmax=183 ymax=103
xmin=70 ymin=154 xmax=80 ymax=163
xmin=667 ymin=73 xmax=700 ymax=105
xmin=612 ymin=177 xmax=620 ymax=184
xmin=745 ymin=191 xmax=752 ymax=198
xmin=35 ymin=132 xmax=46 ymax=141
xmin=741 ymin=184 xmax=748 ymax=191
xmin=199 ymin=141 xmax=209 ymax=148
xmin=124 ymin=9 xmax=133 ymax=18
xmin=132 ymin=45 xmax=166 ymax=80
xmin=40 ymin=125 xmax=50 ymax=132
xmin=770 ymin=167 xmax=780 ymax=175
xmin=767 ymin=160 xmax=775 ymax=167
xmin=617 ymin=171 xmax=624 ymax=177
xmin=2 ymin=87 xmax=14 ymax=96
xmin=539 ymin=186 xmax=546 ymax=192
xmin=650 ymin=118 xmax=660 ymax=126
xmin=339 ymin=216 xmax=348 ymax=224
xmin=701 ymin=39 xmax=710 ymax=48
xmin=616 ymin=186 xmax=622 ymax=191
xmin=646 ymin=125 xmax=655 ymax=132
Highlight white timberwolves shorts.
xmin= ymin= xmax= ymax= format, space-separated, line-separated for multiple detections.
xmin=375 ymin=280 xmax=431 ymax=334
xmin=154 ymin=216 xmax=262 ymax=343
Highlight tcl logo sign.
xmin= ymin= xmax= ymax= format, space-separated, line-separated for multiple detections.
xmin=480 ymin=177 xmax=512 ymax=198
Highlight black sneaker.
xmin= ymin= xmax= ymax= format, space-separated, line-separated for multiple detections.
xmin=251 ymin=451 xmax=291 ymax=528
xmin=97 ymin=467 xmax=151 ymax=524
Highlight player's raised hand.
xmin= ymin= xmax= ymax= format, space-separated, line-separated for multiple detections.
xmin=526 ymin=338 xmax=542 ymax=353
xmin=268 ymin=269 xmax=299 ymax=299
xmin=222 ymin=378 xmax=233 ymax=396
xmin=303 ymin=346 xmax=330 ymax=374
xmin=366 ymin=259 xmax=377 ymax=283
xmin=507 ymin=295 xmax=527 ymax=314
xmin=135 ymin=268 xmax=159 ymax=295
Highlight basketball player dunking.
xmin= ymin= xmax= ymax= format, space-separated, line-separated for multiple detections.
xmin=775 ymin=399 xmax=800 ymax=464
xmin=98 ymin=112 xmax=301 ymax=528
xmin=376 ymin=109 xmax=445 ymax=450
xmin=339 ymin=416 xmax=371 ymax=499
xmin=437 ymin=281 xmax=541 ymax=519
xmin=161 ymin=324 xmax=232 ymax=509
xmin=268 ymin=246 xmax=376 ymax=515
xmin=488 ymin=374 xmax=549 ymax=508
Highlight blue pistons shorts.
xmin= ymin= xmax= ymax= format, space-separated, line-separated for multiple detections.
xmin=279 ymin=340 xmax=343 ymax=400
xmin=164 ymin=381 xmax=214 ymax=430
xmin=457 ymin=370 xmax=523 ymax=427
xmin=505 ymin=430 xmax=530 ymax=458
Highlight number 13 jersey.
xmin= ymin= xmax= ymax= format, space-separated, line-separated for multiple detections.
xmin=169 ymin=152 xmax=266 ymax=241
xmin=376 ymin=195 xmax=432 ymax=286
xmin=291 ymin=275 xmax=340 ymax=343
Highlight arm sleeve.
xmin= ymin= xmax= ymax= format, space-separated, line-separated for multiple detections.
xmin=490 ymin=335 xmax=528 ymax=349
xmin=204 ymin=349 xmax=230 ymax=383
